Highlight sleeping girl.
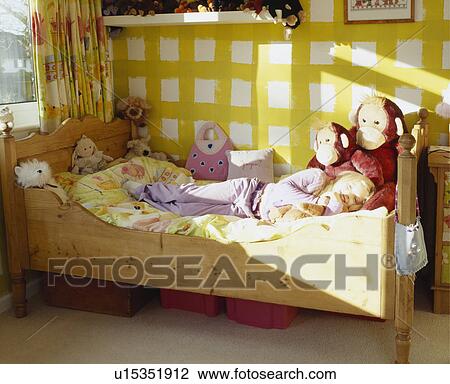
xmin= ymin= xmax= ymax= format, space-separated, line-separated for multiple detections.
xmin=122 ymin=168 xmax=375 ymax=221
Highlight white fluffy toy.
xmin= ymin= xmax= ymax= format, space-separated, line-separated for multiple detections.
xmin=15 ymin=159 xmax=68 ymax=203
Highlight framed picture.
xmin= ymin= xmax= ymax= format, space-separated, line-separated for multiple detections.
xmin=344 ymin=0 xmax=415 ymax=24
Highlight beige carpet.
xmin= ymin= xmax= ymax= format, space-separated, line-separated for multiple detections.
xmin=0 ymin=283 xmax=448 ymax=364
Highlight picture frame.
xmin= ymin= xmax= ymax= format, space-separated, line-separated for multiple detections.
xmin=344 ymin=0 xmax=415 ymax=24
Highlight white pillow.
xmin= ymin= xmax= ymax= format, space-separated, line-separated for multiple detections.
xmin=226 ymin=149 xmax=274 ymax=183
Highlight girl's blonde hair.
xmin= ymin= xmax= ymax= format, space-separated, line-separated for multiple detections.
xmin=322 ymin=171 xmax=375 ymax=202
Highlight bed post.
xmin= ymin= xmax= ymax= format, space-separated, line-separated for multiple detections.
xmin=395 ymin=132 xmax=417 ymax=363
xmin=0 ymin=127 xmax=27 ymax=318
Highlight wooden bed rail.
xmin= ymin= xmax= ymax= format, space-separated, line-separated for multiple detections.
xmin=394 ymin=107 xmax=429 ymax=363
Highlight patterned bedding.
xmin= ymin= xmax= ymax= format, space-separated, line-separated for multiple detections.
xmin=55 ymin=157 xmax=388 ymax=244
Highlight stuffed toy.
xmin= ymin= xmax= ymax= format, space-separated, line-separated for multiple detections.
xmin=268 ymin=201 xmax=325 ymax=223
xmin=0 ymin=106 xmax=14 ymax=135
xmin=349 ymin=96 xmax=407 ymax=211
xmin=116 ymin=96 xmax=151 ymax=128
xmin=307 ymin=122 xmax=357 ymax=179
xmin=240 ymin=0 xmax=263 ymax=12
xmin=261 ymin=0 xmax=304 ymax=38
xmin=162 ymin=0 xmax=179 ymax=13
xmin=125 ymin=138 xmax=169 ymax=161
xmin=102 ymin=0 xmax=119 ymax=15
xmin=71 ymin=135 xmax=114 ymax=175
xmin=15 ymin=159 xmax=68 ymax=203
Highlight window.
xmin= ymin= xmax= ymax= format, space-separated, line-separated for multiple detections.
xmin=0 ymin=0 xmax=39 ymax=129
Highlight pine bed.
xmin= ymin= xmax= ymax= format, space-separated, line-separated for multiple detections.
xmin=0 ymin=110 xmax=430 ymax=363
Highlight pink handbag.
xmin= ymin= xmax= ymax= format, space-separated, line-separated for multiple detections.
xmin=186 ymin=122 xmax=233 ymax=181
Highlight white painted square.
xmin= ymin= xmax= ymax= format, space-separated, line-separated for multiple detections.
xmin=415 ymin=0 xmax=424 ymax=21
xmin=127 ymin=37 xmax=145 ymax=61
xmin=195 ymin=79 xmax=216 ymax=104
xmin=352 ymin=42 xmax=377 ymax=67
xmin=310 ymin=42 xmax=335 ymax=65
xmin=395 ymin=88 xmax=423 ymax=115
xmin=128 ymin=77 xmax=147 ymax=99
xmin=269 ymin=42 xmax=292 ymax=64
xmin=231 ymin=41 xmax=253 ymax=64
xmin=268 ymin=81 xmax=290 ymax=109
xmin=443 ymin=41 xmax=450 ymax=69
xmin=268 ymin=125 xmax=290 ymax=146
xmin=159 ymin=37 xmax=179 ymax=61
xmin=231 ymin=79 xmax=252 ymax=107
xmin=273 ymin=163 xmax=291 ymax=177
xmin=310 ymin=128 xmax=317 ymax=150
xmin=352 ymin=84 xmax=376 ymax=109
xmin=108 ymin=38 xmax=114 ymax=61
xmin=229 ymin=122 xmax=253 ymax=146
xmin=396 ymin=40 xmax=423 ymax=68
xmin=161 ymin=118 xmax=179 ymax=141
xmin=439 ymin=133 xmax=449 ymax=146
xmin=445 ymin=0 xmax=450 ymax=20
xmin=310 ymin=0 xmax=334 ymax=22
xmin=442 ymin=84 xmax=450 ymax=104
xmin=160 ymin=79 xmax=179 ymax=102
xmin=309 ymin=83 xmax=336 ymax=113
xmin=195 ymin=39 xmax=216 ymax=62
xmin=194 ymin=120 xmax=208 ymax=137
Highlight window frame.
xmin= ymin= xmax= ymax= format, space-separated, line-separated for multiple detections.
xmin=0 ymin=0 xmax=39 ymax=132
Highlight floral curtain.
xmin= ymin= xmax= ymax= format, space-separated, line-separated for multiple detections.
xmin=30 ymin=0 xmax=114 ymax=133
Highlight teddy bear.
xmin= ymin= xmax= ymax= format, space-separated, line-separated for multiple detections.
xmin=71 ymin=135 xmax=114 ymax=175
xmin=125 ymin=138 xmax=169 ymax=161
xmin=116 ymin=96 xmax=151 ymax=128
xmin=15 ymin=159 xmax=68 ymax=203
xmin=349 ymin=95 xmax=406 ymax=211
xmin=0 ymin=106 xmax=14 ymax=135
xmin=307 ymin=122 xmax=357 ymax=179
xmin=268 ymin=201 xmax=325 ymax=223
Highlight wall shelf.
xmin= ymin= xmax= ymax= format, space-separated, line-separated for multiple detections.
xmin=103 ymin=11 xmax=275 ymax=27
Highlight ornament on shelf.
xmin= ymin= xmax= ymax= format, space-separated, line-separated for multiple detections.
xmin=0 ymin=106 xmax=14 ymax=136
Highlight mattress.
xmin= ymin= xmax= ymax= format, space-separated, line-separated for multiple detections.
xmin=55 ymin=157 xmax=388 ymax=244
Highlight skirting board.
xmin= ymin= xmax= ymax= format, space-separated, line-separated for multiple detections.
xmin=0 ymin=278 xmax=43 ymax=314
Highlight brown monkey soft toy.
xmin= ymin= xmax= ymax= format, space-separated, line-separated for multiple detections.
xmin=307 ymin=122 xmax=357 ymax=178
xmin=350 ymin=96 xmax=406 ymax=212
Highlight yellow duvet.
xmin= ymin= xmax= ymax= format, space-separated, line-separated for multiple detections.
xmin=55 ymin=157 xmax=388 ymax=244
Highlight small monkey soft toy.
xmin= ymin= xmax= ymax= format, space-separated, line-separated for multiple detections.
xmin=72 ymin=135 xmax=113 ymax=175
xmin=307 ymin=122 xmax=357 ymax=178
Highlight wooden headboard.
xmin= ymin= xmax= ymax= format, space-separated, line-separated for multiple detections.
xmin=13 ymin=116 xmax=133 ymax=174
xmin=0 ymin=116 xmax=133 ymax=286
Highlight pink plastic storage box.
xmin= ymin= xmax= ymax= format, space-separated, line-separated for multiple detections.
xmin=160 ymin=289 xmax=224 ymax=317
xmin=226 ymin=298 xmax=298 ymax=329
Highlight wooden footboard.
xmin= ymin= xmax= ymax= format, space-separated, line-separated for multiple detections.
xmin=0 ymin=111 xmax=430 ymax=363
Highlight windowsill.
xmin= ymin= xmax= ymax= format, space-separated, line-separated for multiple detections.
xmin=0 ymin=101 xmax=40 ymax=136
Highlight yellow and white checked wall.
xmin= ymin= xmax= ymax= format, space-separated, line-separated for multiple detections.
xmin=112 ymin=0 xmax=450 ymax=175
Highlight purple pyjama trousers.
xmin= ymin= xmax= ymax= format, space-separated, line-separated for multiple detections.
xmin=134 ymin=178 xmax=263 ymax=218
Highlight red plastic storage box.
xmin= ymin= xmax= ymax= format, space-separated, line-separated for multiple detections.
xmin=160 ymin=289 xmax=224 ymax=317
xmin=226 ymin=298 xmax=298 ymax=329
